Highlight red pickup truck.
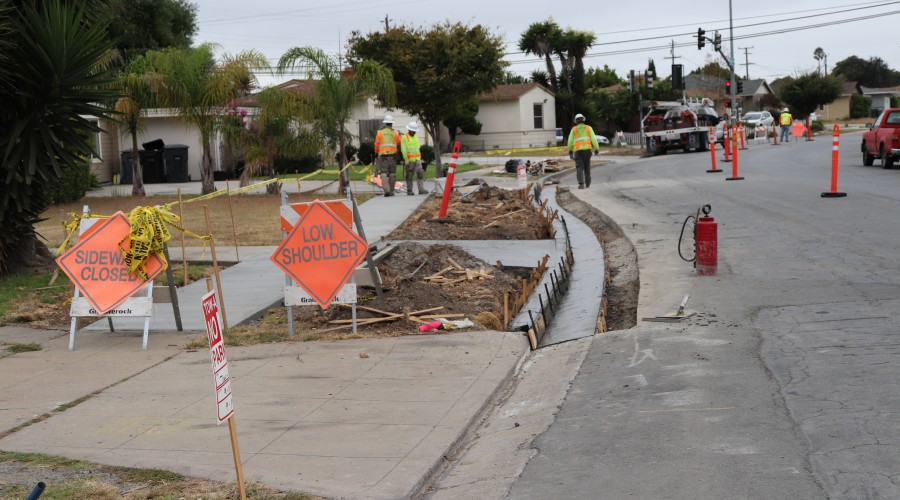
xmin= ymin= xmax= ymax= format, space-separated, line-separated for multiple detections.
xmin=862 ymin=108 xmax=900 ymax=168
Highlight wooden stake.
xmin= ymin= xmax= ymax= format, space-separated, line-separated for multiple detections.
xmin=446 ymin=257 xmax=465 ymax=271
xmin=225 ymin=180 xmax=240 ymax=262
xmin=178 ymin=189 xmax=187 ymax=287
xmin=490 ymin=208 xmax=525 ymax=220
xmin=204 ymin=205 xmax=228 ymax=330
xmin=227 ymin=416 xmax=247 ymax=500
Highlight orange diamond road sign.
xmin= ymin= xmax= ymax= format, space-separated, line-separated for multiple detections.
xmin=270 ymin=200 xmax=368 ymax=309
xmin=56 ymin=212 xmax=164 ymax=315
xmin=280 ymin=200 xmax=352 ymax=232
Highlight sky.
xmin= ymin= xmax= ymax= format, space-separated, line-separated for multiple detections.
xmin=192 ymin=0 xmax=900 ymax=88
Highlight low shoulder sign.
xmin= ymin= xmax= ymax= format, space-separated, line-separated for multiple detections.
xmin=270 ymin=200 xmax=368 ymax=309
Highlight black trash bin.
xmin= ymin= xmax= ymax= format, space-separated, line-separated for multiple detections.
xmin=139 ymin=149 xmax=165 ymax=183
xmin=164 ymin=144 xmax=190 ymax=183
xmin=120 ymin=150 xmax=133 ymax=184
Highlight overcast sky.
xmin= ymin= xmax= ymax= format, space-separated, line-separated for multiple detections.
xmin=193 ymin=0 xmax=900 ymax=88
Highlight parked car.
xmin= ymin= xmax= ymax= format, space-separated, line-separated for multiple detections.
xmin=714 ymin=121 xmax=725 ymax=145
xmin=740 ymin=111 xmax=774 ymax=127
xmin=598 ymin=135 xmax=610 ymax=145
xmin=862 ymin=108 xmax=900 ymax=168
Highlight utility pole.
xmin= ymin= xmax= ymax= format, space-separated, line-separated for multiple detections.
xmin=384 ymin=14 xmax=390 ymax=32
xmin=664 ymin=40 xmax=681 ymax=66
xmin=728 ymin=0 xmax=737 ymax=116
xmin=739 ymin=46 xmax=754 ymax=80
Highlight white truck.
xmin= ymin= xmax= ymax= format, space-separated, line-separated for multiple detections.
xmin=642 ymin=98 xmax=721 ymax=155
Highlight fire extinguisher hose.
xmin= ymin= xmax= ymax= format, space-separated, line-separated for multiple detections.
xmin=678 ymin=214 xmax=696 ymax=263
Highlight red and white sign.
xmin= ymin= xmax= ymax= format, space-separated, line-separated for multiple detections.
xmin=202 ymin=290 xmax=234 ymax=424
xmin=56 ymin=212 xmax=164 ymax=315
xmin=270 ymin=200 xmax=368 ymax=309
xmin=280 ymin=200 xmax=352 ymax=232
xmin=517 ymin=163 xmax=528 ymax=188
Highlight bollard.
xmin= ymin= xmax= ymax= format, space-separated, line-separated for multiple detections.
xmin=707 ymin=127 xmax=721 ymax=173
xmin=821 ymin=123 xmax=847 ymax=198
xmin=739 ymin=121 xmax=747 ymax=150
xmin=806 ymin=116 xmax=814 ymax=142
xmin=726 ymin=126 xmax=744 ymax=181
xmin=437 ymin=141 xmax=461 ymax=218
xmin=722 ymin=126 xmax=731 ymax=162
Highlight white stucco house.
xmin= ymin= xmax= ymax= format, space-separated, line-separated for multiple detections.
xmin=456 ymin=83 xmax=557 ymax=151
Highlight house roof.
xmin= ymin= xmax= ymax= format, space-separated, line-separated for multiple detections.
xmin=234 ymin=79 xmax=316 ymax=107
xmin=860 ymin=84 xmax=900 ymax=96
xmin=842 ymin=81 xmax=860 ymax=95
xmin=738 ymin=79 xmax=772 ymax=97
xmin=478 ymin=83 xmax=553 ymax=102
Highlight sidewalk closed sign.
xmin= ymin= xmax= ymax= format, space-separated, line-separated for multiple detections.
xmin=202 ymin=290 xmax=234 ymax=424
xmin=270 ymin=200 xmax=368 ymax=309
xmin=56 ymin=212 xmax=164 ymax=315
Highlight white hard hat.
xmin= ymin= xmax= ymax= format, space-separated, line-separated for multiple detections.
xmin=406 ymin=121 xmax=418 ymax=133
xmin=782 ymin=108 xmax=789 ymax=112
xmin=575 ymin=113 xmax=585 ymax=121
xmin=383 ymin=115 xmax=394 ymax=124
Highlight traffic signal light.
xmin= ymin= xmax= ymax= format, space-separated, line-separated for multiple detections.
xmin=697 ymin=28 xmax=706 ymax=50
xmin=736 ymin=80 xmax=744 ymax=93
xmin=645 ymin=71 xmax=654 ymax=90
xmin=713 ymin=32 xmax=722 ymax=51
xmin=628 ymin=70 xmax=635 ymax=93
xmin=724 ymin=101 xmax=731 ymax=108
xmin=672 ymin=64 xmax=684 ymax=90
xmin=724 ymin=80 xmax=731 ymax=94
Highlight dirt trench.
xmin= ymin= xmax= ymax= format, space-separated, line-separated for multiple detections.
xmin=555 ymin=190 xmax=639 ymax=331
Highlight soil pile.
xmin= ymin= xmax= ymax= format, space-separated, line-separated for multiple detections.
xmin=386 ymin=180 xmax=548 ymax=240
xmin=294 ymin=241 xmax=519 ymax=335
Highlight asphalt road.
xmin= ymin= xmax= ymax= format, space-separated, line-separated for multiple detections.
xmin=497 ymin=132 xmax=900 ymax=499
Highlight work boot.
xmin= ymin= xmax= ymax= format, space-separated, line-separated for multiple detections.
xmin=407 ymin=191 xmax=414 ymax=196
xmin=419 ymin=191 xmax=428 ymax=195
xmin=578 ymin=183 xmax=585 ymax=189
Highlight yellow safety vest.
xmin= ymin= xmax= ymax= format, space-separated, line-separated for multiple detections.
xmin=376 ymin=127 xmax=398 ymax=155
xmin=401 ymin=133 xmax=421 ymax=161
xmin=573 ymin=124 xmax=594 ymax=151
xmin=780 ymin=112 xmax=792 ymax=126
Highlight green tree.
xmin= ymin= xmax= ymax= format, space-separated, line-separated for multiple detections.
xmin=113 ymin=55 xmax=163 ymax=196
xmin=518 ymin=19 xmax=561 ymax=91
xmin=277 ymin=47 xmax=396 ymax=194
xmin=147 ymin=43 xmax=268 ymax=194
xmin=780 ymin=72 xmax=843 ymax=119
xmin=690 ymin=61 xmax=730 ymax=79
xmin=813 ymin=47 xmax=826 ymax=75
xmin=585 ymin=65 xmax=621 ymax=89
xmin=833 ymin=56 xmax=900 ymax=88
xmin=443 ymin=97 xmax=482 ymax=145
xmin=106 ymin=0 xmax=197 ymax=65
xmin=850 ymin=94 xmax=872 ymax=119
xmin=347 ymin=21 xmax=506 ymax=175
xmin=0 ymin=0 xmax=119 ymax=276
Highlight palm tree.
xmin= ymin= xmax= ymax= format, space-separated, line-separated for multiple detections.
xmin=113 ymin=62 xmax=162 ymax=196
xmin=0 ymin=1 xmax=119 ymax=276
xmin=150 ymin=43 xmax=268 ymax=194
xmin=518 ymin=20 xmax=562 ymax=92
xmin=814 ymin=47 xmax=825 ymax=75
xmin=277 ymin=47 xmax=396 ymax=195
xmin=557 ymin=29 xmax=595 ymax=95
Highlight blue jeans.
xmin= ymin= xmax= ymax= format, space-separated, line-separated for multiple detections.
xmin=780 ymin=125 xmax=790 ymax=143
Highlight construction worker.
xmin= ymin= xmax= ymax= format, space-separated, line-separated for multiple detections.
xmin=566 ymin=113 xmax=600 ymax=189
xmin=374 ymin=115 xmax=401 ymax=196
xmin=779 ymin=107 xmax=793 ymax=144
xmin=401 ymin=121 xmax=427 ymax=195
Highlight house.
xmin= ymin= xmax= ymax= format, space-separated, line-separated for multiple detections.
xmin=456 ymin=83 xmax=557 ymax=151
xmin=737 ymin=79 xmax=775 ymax=112
xmin=819 ymin=81 xmax=860 ymax=121
xmin=860 ymin=84 xmax=900 ymax=117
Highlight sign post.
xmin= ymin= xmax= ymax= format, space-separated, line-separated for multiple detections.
xmin=201 ymin=283 xmax=245 ymax=500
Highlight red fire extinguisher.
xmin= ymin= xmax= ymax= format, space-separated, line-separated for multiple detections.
xmin=679 ymin=204 xmax=717 ymax=276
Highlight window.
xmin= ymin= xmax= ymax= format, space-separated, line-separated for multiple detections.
xmin=533 ymin=103 xmax=544 ymax=129
xmin=86 ymin=119 xmax=102 ymax=161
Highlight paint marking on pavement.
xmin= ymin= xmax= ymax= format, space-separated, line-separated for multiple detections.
xmin=637 ymin=407 xmax=734 ymax=413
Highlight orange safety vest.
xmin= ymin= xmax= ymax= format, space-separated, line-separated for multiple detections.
xmin=572 ymin=124 xmax=594 ymax=151
xmin=375 ymin=127 xmax=399 ymax=155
